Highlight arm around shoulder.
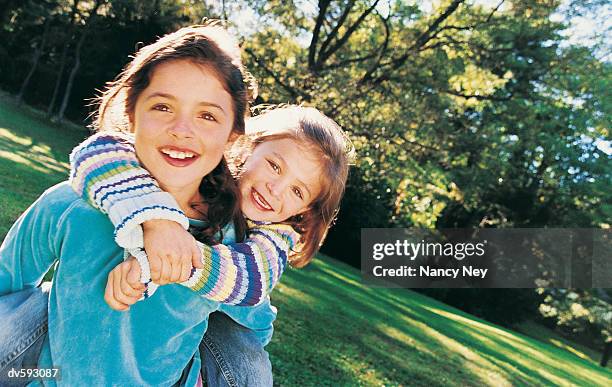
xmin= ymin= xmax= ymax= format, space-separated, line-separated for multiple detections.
xmin=69 ymin=131 xmax=189 ymax=248
xmin=183 ymin=222 xmax=300 ymax=306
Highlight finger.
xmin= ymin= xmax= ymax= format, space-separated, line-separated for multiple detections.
xmin=179 ymin=259 xmax=191 ymax=283
xmin=191 ymin=245 xmax=203 ymax=269
xmin=149 ymin=254 xmax=162 ymax=282
xmin=158 ymin=257 xmax=172 ymax=285
xmin=105 ymin=271 xmax=129 ymax=311
xmin=127 ymin=260 xmax=144 ymax=289
xmin=120 ymin=267 xmax=144 ymax=299
xmin=114 ymin=264 xmax=138 ymax=305
xmin=169 ymin=255 xmax=183 ymax=283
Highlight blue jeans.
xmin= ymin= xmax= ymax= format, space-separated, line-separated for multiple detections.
xmin=0 ymin=289 xmax=272 ymax=387
xmin=0 ymin=287 xmax=49 ymax=386
xmin=200 ymin=312 xmax=273 ymax=387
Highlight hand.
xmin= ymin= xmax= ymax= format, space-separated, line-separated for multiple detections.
xmin=142 ymin=219 xmax=203 ymax=285
xmin=104 ymin=257 xmax=145 ymax=311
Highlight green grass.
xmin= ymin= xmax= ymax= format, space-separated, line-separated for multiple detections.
xmin=515 ymin=320 xmax=611 ymax=371
xmin=271 ymin=258 xmax=611 ymax=386
xmin=0 ymin=94 xmax=88 ymax=238
xmin=1 ymin=97 xmax=611 ymax=386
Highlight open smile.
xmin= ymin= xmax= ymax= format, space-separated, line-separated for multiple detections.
xmin=251 ymin=188 xmax=274 ymax=211
xmin=159 ymin=146 xmax=200 ymax=167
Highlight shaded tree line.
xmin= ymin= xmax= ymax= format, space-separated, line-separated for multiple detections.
xmin=0 ymin=0 xmax=206 ymax=121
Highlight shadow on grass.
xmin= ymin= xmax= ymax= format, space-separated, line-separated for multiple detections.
xmin=0 ymin=96 xmax=87 ymax=165
xmin=0 ymin=134 xmax=70 ymax=175
xmin=0 ymin=99 xmax=87 ymax=238
xmin=270 ymin=263 xmax=489 ymax=385
xmin=268 ymin=258 xmax=612 ymax=386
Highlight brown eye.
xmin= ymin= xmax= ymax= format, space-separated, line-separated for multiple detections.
xmin=199 ymin=112 xmax=217 ymax=122
xmin=268 ymin=160 xmax=280 ymax=173
xmin=153 ymin=104 xmax=171 ymax=112
xmin=293 ymin=187 xmax=303 ymax=200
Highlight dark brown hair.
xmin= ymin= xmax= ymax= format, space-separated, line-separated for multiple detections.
xmin=93 ymin=23 xmax=255 ymax=242
xmin=228 ymin=106 xmax=355 ymax=267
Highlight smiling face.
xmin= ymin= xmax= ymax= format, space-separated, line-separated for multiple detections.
xmin=132 ymin=60 xmax=235 ymax=200
xmin=239 ymin=138 xmax=323 ymax=222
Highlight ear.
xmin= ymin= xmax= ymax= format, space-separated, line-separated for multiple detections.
xmin=228 ymin=132 xmax=241 ymax=143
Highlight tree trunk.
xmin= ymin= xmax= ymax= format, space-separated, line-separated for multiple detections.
xmin=54 ymin=0 xmax=101 ymax=121
xmin=55 ymin=30 xmax=86 ymax=121
xmin=17 ymin=19 xmax=50 ymax=105
xmin=47 ymin=42 xmax=69 ymax=116
xmin=601 ymin=339 xmax=611 ymax=367
xmin=47 ymin=0 xmax=79 ymax=116
xmin=221 ymin=0 xmax=228 ymax=20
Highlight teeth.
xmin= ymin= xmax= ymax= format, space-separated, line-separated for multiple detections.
xmin=161 ymin=148 xmax=195 ymax=159
xmin=253 ymin=190 xmax=272 ymax=210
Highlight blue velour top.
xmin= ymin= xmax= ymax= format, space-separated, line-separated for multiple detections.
xmin=0 ymin=182 xmax=276 ymax=386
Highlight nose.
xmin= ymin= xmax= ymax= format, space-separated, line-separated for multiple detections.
xmin=266 ymin=179 xmax=289 ymax=199
xmin=168 ymin=116 xmax=194 ymax=139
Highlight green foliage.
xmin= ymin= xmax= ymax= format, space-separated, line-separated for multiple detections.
xmin=540 ymin=289 xmax=612 ymax=347
xmin=234 ymin=1 xmax=611 ymax=248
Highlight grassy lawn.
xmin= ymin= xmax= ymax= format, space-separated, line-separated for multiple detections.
xmin=273 ymin=258 xmax=611 ymax=386
xmin=0 ymin=94 xmax=88 ymax=238
xmin=1 ymin=97 xmax=610 ymax=386
xmin=515 ymin=320 xmax=611 ymax=371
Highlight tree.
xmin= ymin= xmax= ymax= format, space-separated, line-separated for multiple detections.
xmin=540 ymin=288 xmax=612 ymax=360
xmin=55 ymin=0 xmax=103 ymax=121
xmin=46 ymin=0 xmax=80 ymax=117
xmin=17 ymin=11 xmax=51 ymax=104
xmin=230 ymin=0 xmax=610 ymax=263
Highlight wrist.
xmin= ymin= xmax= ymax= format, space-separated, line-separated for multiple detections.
xmin=143 ymin=218 xmax=183 ymax=230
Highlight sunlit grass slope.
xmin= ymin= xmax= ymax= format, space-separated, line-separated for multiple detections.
xmin=1 ymin=96 xmax=610 ymax=386
xmin=515 ymin=320 xmax=611 ymax=371
xmin=0 ymin=96 xmax=87 ymax=238
xmin=271 ymin=258 xmax=611 ymax=385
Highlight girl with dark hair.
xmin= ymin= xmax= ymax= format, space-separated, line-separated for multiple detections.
xmin=82 ymin=105 xmax=353 ymax=298
xmin=0 ymin=24 xmax=291 ymax=386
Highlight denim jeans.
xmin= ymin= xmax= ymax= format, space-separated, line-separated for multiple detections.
xmin=0 ymin=289 xmax=272 ymax=387
xmin=0 ymin=287 xmax=49 ymax=387
xmin=200 ymin=312 xmax=273 ymax=387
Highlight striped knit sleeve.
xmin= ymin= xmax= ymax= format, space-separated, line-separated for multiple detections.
xmin=137 ymin=221 xmax=300 ymax=306
xmin=69 ymin=131 xmax=189 ymax=249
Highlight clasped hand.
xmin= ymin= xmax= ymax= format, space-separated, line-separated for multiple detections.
xmin=104 ymin=219 xmax=203 ymax=311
